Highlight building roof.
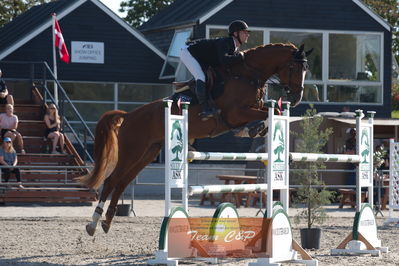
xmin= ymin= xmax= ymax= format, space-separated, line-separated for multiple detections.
xmin=353 ymin=0 xmax=392 ymax=31
xmin=0 ymin=0 xmax=165 ymax=61
xmin=139 ymin=0 xmax=233 ymax=32
xmin=139 ymin=0 xmax=391 ymax=32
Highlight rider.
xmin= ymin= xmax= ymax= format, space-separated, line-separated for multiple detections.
xmin=180 ymin=20 xmax=250 ymax=121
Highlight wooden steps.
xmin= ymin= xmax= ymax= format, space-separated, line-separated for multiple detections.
xmin=0 ymin=87 xmax=97 ymax=204
xmin=19 ymin=120 xmax=46 ymax=137
xmin=0 ymin=187 xmax=97 ymax=203
xmin=21 ymin=136 xmax=48 ymax=153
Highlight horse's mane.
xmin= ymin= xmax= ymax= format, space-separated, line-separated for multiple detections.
xmin=244 ymin=43 xmax=297 ymax=55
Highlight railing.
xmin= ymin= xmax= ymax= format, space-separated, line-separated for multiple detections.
xmin=0 ymin=60 xmax=94 ymax=162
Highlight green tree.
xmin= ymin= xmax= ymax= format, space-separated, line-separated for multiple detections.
xmin=292 ymin=107 xmax=335 ymax=229
xmin=363 ymin=0 xmax=399 ymax=61
xmin=120 ymin=0 xmax=175 ymax=28
xmin=0 ymin=0 xmax=53 ymax=27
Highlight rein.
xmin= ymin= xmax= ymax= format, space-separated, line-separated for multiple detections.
xmin=241 ymin=52 xmax=309 ymax=97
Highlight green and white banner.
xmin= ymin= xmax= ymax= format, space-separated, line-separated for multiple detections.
xmin=358 ymin=125 xmax=372 ymax=187
xmin=168 ymin=119 xmax=185 ymax=188
xmin=269 ymin=118 xmax=288 ymax=190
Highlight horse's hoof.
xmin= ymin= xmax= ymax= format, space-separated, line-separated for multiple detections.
xmin=259 ymin=127 xmax=268 ymax=137
xmin=101 ymin=221 xmax=110 ymax=233
xmin=86 ymin=224 xmax=96 ymax=236
xmin=248 ymin=127 xmax=258 ymax=138
xmin=249 ymin=123 xmax=265 ymax=138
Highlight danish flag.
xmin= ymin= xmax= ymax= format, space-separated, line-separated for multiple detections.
xmin=54 ymin=17 xmax=70 ymax=63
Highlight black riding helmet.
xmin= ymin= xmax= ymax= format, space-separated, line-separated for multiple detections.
xmin=228 ymin=20 xmax=250 ymax=35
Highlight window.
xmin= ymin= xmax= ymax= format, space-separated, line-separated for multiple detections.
xmin=60 ymin=82 xmax=114 ymax=101
xmin=329 ymin=34 xmax=381 ymax=81
xmin=160 ymin=29 xmax=192 ymax=80
xmin=327 ymin=33 xmax=382 ymax=103
xmin=52 ymin=81 xmax=171 ymax=128
xmin=118 ymin=83 xmax=172 ymax=102
xmin=327 ymin=85 xmax=381 ymax=103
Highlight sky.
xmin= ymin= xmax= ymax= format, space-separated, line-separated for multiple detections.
xmin=100 ymin=0 xmax=125 ymax=17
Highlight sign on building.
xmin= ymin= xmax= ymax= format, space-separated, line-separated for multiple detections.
xmin=71 ymin=41 xmax=104 ymax=64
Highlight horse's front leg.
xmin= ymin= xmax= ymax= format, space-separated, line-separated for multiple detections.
xmin=229 ymin=107 xmax=269 ymax=138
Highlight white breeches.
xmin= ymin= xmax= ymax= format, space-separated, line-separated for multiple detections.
xmin=180 ymin=46 xmax=205 ymax=82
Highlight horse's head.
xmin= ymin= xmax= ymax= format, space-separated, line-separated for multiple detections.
xmin=276 ymin=44 xmax=313 ymax=107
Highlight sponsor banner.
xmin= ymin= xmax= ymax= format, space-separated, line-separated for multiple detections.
xmin=357 ymin=205 xmax=379 ymax=247
xmin=270 ymin=119 xmax=288 ymax=189
xmin=359 ymin=126 xmax=372 ymax=186
xmin=169 ymin=120 xmax=184 ymax=188
xmin=168 ymin=218 xmax=270 ymax=258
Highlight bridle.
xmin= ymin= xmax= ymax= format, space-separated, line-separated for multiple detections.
xmin=276 ymin=56 xmax=309 ymax=95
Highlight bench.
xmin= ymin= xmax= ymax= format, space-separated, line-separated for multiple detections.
xmin=338 ymin=189 xmax=367 ymax=208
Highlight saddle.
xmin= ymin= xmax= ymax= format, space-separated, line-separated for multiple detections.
xmin=173 ymin=67 xmax=217 ymax=93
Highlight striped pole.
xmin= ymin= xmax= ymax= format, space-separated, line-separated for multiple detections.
xmin=290 ymin=153 xmax=360 ymax=163
xmin=188 ymin=151 xmax=268 ymax=161
xmin=189 ymin=184 xmax=267 ymax=196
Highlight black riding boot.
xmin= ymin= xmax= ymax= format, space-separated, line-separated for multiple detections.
xmin=195 ymin=80 xmax=217 ymax=121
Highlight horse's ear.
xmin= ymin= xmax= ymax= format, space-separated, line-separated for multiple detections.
xmin=298 ymin=44 xmax=304 ymax=52
xmin=305 ymin=48 xmax=314 ymax=57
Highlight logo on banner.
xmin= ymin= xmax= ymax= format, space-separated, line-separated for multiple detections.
xmin=273 ymin=121 xmax=285 ymax=163
xmin=360 ymin=129 xmax=370 ymax=163
xmin=359 ymin=127 xmax=372 ymax=185
xmin=271 ymin=120 xmax=286 ymax=183
xmin=171 ymin=121 xmax=183 ymax=161
xmin=169 ymin=120 xmax=184 ymax=183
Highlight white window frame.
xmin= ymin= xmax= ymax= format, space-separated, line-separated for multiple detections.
xmin=159 ymin=28 xmax=193 ymax=80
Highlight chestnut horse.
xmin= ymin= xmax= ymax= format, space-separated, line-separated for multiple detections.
xmin=78 ymin=43 xmax=312 ymax=236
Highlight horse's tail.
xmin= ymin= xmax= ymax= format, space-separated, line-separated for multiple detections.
xmin=76 ymin=110 xmax=127 ymax=189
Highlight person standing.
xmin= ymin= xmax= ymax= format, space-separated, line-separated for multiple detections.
xmin=0 ymin=137 xmax=22 ymax=188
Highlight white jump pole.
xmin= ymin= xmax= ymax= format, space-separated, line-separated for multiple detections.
xmin=266 ymin=100 xmax=290 ymax=217
xmin=163 ymin=100 xmax=189 ymax=216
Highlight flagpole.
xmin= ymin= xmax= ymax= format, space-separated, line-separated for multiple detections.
xmin=52 ymin=13 xmax=58 ymax=105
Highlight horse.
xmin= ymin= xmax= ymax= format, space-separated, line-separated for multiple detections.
xmin=77 ymin=43 xmax=312 ymax=236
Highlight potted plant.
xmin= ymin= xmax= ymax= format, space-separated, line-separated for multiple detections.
xmin=291 ymin=107 xmax=335 ymax=249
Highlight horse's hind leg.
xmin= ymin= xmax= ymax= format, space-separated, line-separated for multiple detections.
xmin=85 ymin=177 xmax=113 ymax=236
xmin=85 ymin=141 xmax=159 ymax=236
xmin=101 ymin=142 xmax=162 ymax=233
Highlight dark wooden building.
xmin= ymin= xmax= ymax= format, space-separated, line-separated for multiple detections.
xmin=0 ymin=0 xmax=394 ymax=155
xmin=140 ymin=0 xmax=393 ymax=118
xmin=0 ymin=0 xmax=172 ymax=128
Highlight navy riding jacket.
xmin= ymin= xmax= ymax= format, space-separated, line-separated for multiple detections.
xmin=187 ymin=37 xmax=243 ymax=68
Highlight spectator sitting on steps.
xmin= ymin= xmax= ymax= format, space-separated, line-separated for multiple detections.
xmin=0 ymin=137 xmax=23 ymax=188
xmin=0 ymin=69 xmax=15 ymax=105
xmin=0 ymin=104 xmax=25 ymax=154
xmin=44 ymin=104 xmax=65 ymax=154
